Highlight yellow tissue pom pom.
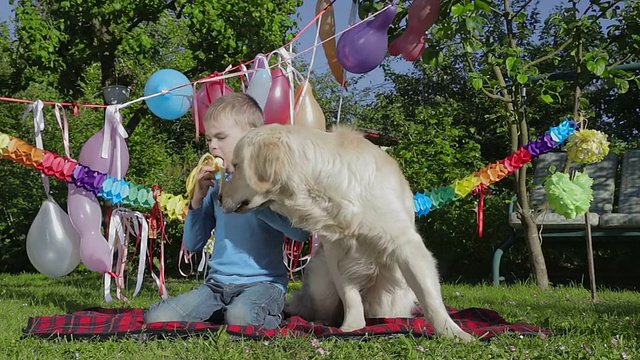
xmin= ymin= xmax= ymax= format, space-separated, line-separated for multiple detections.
xmin=565 ymin=129 xmax=610 ymax=164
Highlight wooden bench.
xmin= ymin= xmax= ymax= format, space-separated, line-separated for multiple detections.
xmin=492 ymin=149 xmax=640 ymax=286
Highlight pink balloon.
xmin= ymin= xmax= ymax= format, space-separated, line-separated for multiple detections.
xmin=78 ymin=128 xmax=130 ymax=176
xmin=263 ymin=68 xmax=292 ymax=125
xmin=68 ymin=127 xmax=129 ymax=274
xmin=194 ymin=77 xmax=234 ymax=134
xmin=67 ymin=185 xmax=112 ymax=273
xmin=389 ymin=0 xmax=441 ymax=62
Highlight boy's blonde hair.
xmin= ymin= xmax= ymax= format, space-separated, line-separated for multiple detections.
xmin=203 ymin=92 xmax=264 ymax=129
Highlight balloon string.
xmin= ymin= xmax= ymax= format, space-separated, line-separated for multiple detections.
xmin=0 ymin=1 xmax=390 ymax=113
xmin=1 ymin=3 xmax=392 ymax=115
xmin=336 ymin=83 xmax=345 ymax=124
xmin=114 ymin=3 xmax=394 ymax=107
xmin=0 ymin=96 xmax=107 ymax=110
xmin=294 ymin=10 xmax=323 ymax=114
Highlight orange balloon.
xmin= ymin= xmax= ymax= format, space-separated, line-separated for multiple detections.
xmin=294 ymin=81 xmax=326 ymax=132
xmin=316 ymin=0 xmax=346 ymax=87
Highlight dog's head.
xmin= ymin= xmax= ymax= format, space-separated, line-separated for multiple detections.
xmin=219 ymin=124 xmax=294 ymax=214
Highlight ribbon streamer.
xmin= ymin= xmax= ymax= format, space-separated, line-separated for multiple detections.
xmin=471 ymin=184 xmax=487 ymax=238
xmin=104 ymin=208 xmax=150 ymax=303
xmin=54 ymin=103 xmax=72 ymax=159
xmin=23 ymin=99 xmax=50 ymax=194
xmin=101 ymin=105 xmax=129 ymax=180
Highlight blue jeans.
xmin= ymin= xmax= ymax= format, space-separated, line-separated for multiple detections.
xmin=144 ymin=280 xmax=285 ymax=330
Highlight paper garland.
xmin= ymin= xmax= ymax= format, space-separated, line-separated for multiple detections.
xmin=414 ymin=118 xmax=578 ymax=217
xmin=0 ymin=131 xmax=189 ymax=221
xmin=1 ymin=117 xmax=606 ymax=223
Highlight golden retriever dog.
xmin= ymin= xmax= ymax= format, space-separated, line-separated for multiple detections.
xmin=218 ymin=124 xmax=473 ymax=342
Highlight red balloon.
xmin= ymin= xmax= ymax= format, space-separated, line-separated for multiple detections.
xmin=194 ymin=76 xmax=234 ymax=133
xmin=263 ymin=68 xmax=292 ymax=125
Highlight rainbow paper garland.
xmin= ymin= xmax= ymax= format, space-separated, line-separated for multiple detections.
xmin=0 ymin=131 xmax=190 ymax=221
xmin=1 ymin=118 xmax=602 ymax=222
xmin=414 ymin=118 xmax=578 ymax=217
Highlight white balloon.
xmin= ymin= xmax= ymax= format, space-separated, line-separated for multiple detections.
xmin=26 ymin=197 xmax=81 ymax=277
xmin=246 ymin=69 xmax=272 ymax=111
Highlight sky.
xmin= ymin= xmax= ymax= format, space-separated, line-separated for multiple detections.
xmin=0 ymin=0 xmax=586 ymax=91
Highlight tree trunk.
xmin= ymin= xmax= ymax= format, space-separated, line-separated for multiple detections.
xmin=491 ymin=62 xmax=550 ymax=290
xmin=497 ymin=0 xmax=550 ymax=289
xmin=520 ymin=198 xmax=550 ymax=289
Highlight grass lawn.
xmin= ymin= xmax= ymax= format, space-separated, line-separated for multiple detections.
xmin=1 ymin=271 xmax=638 ymax=359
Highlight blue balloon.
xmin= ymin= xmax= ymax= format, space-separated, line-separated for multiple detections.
xmin=144 ymin=69 xmax=193 ymax=120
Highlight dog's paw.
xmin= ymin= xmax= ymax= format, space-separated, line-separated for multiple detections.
xmin=339 ymin=320 xmax=366 ymax=333
xmin=453 ymin=331 xmax=474 ymax=343
xmin=440 ymin=327 xmax=474 ymax=343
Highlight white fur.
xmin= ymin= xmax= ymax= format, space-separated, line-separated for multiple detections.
xmin=219 ymin=124 xmax=473 ymax=342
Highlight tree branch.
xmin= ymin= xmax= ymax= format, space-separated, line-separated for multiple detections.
xmin=464 ymin=52 xmax=510 ymax=102
xmin=488 ymin=6 xmax=504 ymax=16
xmin=124 ymin=103 xmax=150 ymax=136
xmin=513 ymin=0 xmax=536 ymax=19
xmin=481 ymin=87 xmax=511 ymax=102
xmin=504 ymin=0 xmax=517 ymax=50
xmin=523 ymin=38 xmax=573 ymax=70
xmin=607 ymin=54 xmax=633 ymax=71
xmin=590 ymin=0 xmax=624 ymax=23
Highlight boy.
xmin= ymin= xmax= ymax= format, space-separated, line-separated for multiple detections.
xmin=144 ymin=93 xmax=310 ymax=330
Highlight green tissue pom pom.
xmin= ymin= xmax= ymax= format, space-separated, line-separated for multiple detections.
xmin=544 ymin=172 xmax=594 ymax=219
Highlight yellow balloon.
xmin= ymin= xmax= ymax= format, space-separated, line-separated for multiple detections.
xmin=294 ymin=80 xmax=326 ymax=132
xmin=316 ymin=0 xmax=346 ymax=87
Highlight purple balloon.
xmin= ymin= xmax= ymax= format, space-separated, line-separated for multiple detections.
xmin=68 ymin=127 xmax=130 ymax=274
xmin=337 ymin=5 xmax=397 ymax=74
xmin=247 ymin=53 xmax=270 ymax=83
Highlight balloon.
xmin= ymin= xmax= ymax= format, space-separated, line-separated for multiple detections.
xmin=264 ymin=68 xmax=292 ymax=125
xmin=246 ymin=68 xmax=272 ymax=111
xmin=194 ymin=77 xmax=234 ymax=134
xmin=26 ymin=197 xmax=81 ymax=277
xmin=78 ymin=128 xmax=130 ymax=177
xmin=316 ymin=0 xmax=346 ymax=86
xmin=294 ymin=81 xmax=326 ymax=131
xmin=246 ymin=53 xmax=269 ymax=83
xmin=144 ymin=69 xmax=193 ymax=120
xmin=67 ymin=185 xmax=113 ymax=274
xmin=389 ymin=0 xmax=441 ymax=61
xmin=67 ymin=127 xmax=129 ymax=274
xmin=337 ymin=5 xmax=397 ymax=74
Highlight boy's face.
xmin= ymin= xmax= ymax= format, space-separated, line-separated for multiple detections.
xmin=205 ymin=118 xmax=253 ymax=173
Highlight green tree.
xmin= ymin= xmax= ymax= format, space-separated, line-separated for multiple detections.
xmin=0 ymin=0 xmax=302 ymax=273
xmin=390 ymin=0 xmax=640 ymax=289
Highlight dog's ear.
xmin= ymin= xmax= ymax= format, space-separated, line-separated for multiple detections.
xmin=244 ymin=133 xmax=293 ymax=194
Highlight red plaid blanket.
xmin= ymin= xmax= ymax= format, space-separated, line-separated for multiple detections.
xmin=22 ymin=306 xmax=551 ymax=341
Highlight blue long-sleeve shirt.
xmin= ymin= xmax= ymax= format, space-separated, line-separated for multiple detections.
xmin=183 ymin=179 xmax=310 ymax=292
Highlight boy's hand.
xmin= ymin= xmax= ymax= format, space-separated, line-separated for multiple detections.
xmin=190 ymin=165 xmax=219 ymax=209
